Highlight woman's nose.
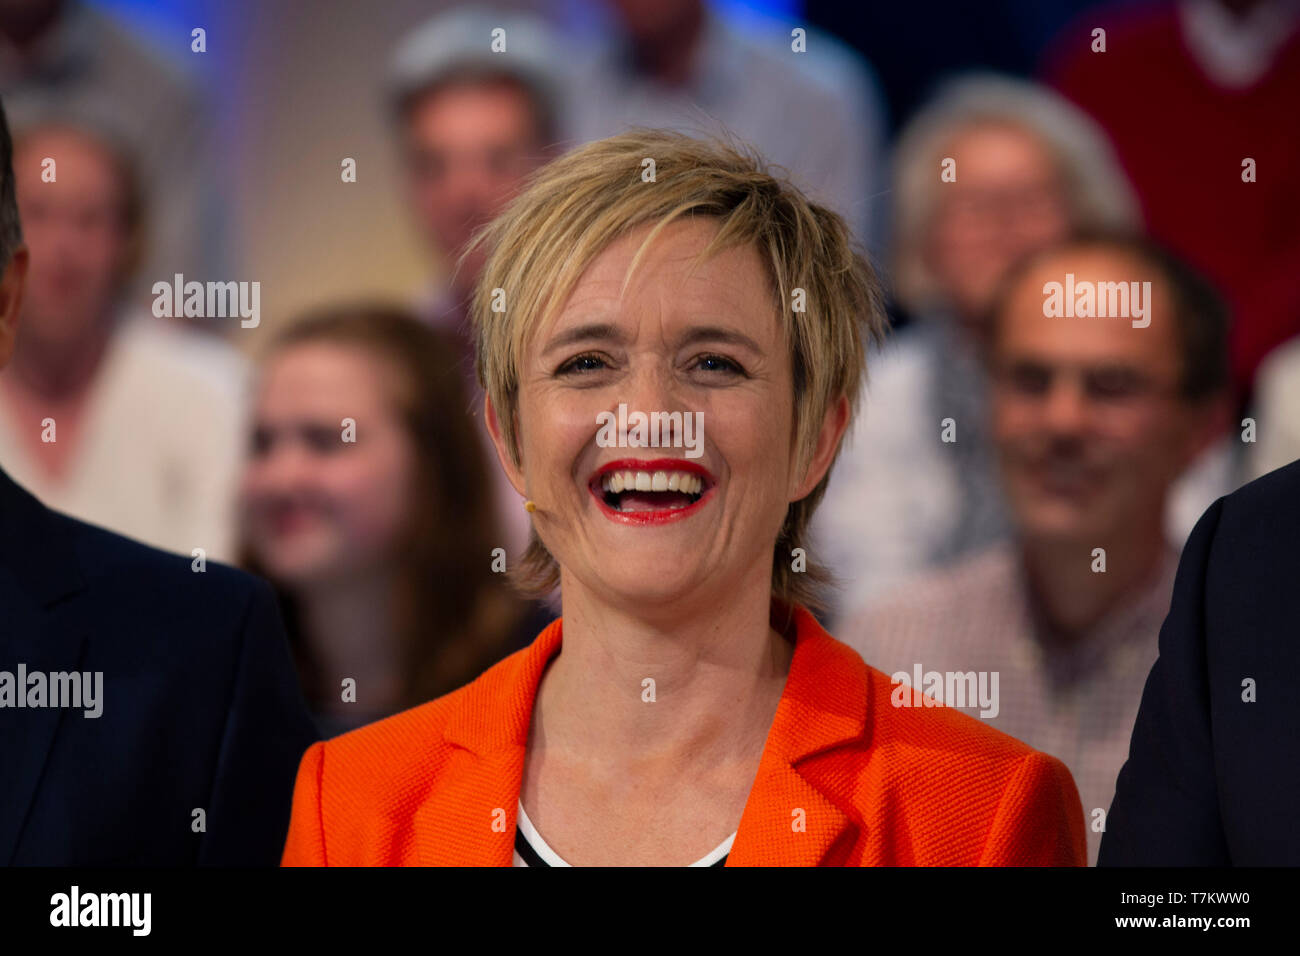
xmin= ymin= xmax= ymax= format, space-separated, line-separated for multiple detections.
xmin=621 ymin=364 xmax=692 ymax=446
xmin=623 ymin=361 xmax=678 ymax=410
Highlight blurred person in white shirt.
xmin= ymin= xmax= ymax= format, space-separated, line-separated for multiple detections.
xmin=0 ymin=0 xmax=217 ymax=292
xmin=0 ymin=115 xmax=247 ymax=559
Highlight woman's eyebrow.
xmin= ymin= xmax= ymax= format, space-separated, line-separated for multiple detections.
xmin=541 ymin=322 xmax=626 ymax=354
xmin=677 ymin=326 xmax=763 ymax=353
xmin=541 ymin=322 xmax=764 ymax=355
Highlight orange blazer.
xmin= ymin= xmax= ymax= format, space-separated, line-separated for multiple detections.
xmin=282 ymin=606 xmax=1086 ymax=865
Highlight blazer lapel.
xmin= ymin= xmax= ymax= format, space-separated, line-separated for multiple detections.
xmin=414 ymin=618 xmax=563 ymax=866
xmin=413 ymin=745 xmax=526 ymax=866
xmin=410 ymin=607 xmax=871 ymax=866
xmin=727 ymin=606 xmax=871 ymax=866
xmin=0 ymin=470 xmax=89 ymax=864
xmin=727 ymin=751 xmax=857 ymax=866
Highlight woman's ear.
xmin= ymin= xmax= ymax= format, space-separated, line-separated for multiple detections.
xmin=790 ymin=393 xmax=850 ymax=501
xmin=484 ymin=391 xmax=527 ymax=498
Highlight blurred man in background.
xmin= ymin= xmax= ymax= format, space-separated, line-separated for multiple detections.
xmin=563 ymin=0 xmax=886 ymax=248
xmin=389 ymin=7 xmax=558 ymax=362
xmin=0 ymin=0 xmax=216 ymax=293
xmin=388 ymin=7 xmax=562 ymax=563
xmin=841 ymin=234 xmax=1232 ymax=865
xmin=0 ymin=116 xmax=246 ymax=559
xmin=811 ymin=76 xmax=1151 ymax=621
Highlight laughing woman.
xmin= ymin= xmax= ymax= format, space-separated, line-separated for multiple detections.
xmin=281 ymin=130 xmax=1086 ymax=866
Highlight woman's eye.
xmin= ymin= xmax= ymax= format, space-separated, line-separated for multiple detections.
xmin=694 ymin=354 xmax=744 ymax=375
xmin=557 ymin=353 xmax=609 ymax=375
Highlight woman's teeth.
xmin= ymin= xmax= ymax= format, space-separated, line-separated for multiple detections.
xmin=600 ymin=470 xmax=704 ymax=495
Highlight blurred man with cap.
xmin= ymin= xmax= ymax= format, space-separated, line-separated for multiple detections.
xmin=388 ymin=7 xmax=560 ymax=346
xmin=388 ymin=7 xmax=564 ymax=562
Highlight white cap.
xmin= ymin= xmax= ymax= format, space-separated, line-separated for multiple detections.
xmin=387 ymin=5 xmax=563 ymax=121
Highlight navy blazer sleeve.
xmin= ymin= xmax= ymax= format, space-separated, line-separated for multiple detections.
xmin=0 ymin=469 xmax=321 ymax=865
xmin=1098 ymin=498 xmax=1230 ymax=865
xmin=1101 ymin=460 xmax=1300 ymax=865
xmin=200 ymin=577 xmax=320 ymax=865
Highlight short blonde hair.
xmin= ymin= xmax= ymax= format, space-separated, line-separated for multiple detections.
xmin=467 ymin=128 xmax=886 ymax=612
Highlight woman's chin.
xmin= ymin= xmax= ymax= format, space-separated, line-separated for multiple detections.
xmin=578 ymin=564 xmax=707 ymax=609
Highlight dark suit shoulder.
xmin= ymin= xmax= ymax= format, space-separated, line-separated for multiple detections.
xmin=1195 ymin=458 xmax=1300 ymax=608
xmin=1216 ymin=458 xmax=1300 ymax=535
xmin=53 ymin=508 xmax=268 ymax=624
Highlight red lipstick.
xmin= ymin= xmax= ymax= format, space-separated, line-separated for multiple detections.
xmin=587 ymin=458 xmax=717 ymax=526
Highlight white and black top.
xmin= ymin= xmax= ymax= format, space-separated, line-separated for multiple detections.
xmin=512 ymin=799 xmax=735 ymax=867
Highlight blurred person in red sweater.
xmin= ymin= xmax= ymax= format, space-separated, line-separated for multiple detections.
xmin=1044 ymin=0 xmax=1300 ymax=399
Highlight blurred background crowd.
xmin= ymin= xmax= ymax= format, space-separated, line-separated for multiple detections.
xmin=0 ymin=0 xmax=1297 ymax=863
